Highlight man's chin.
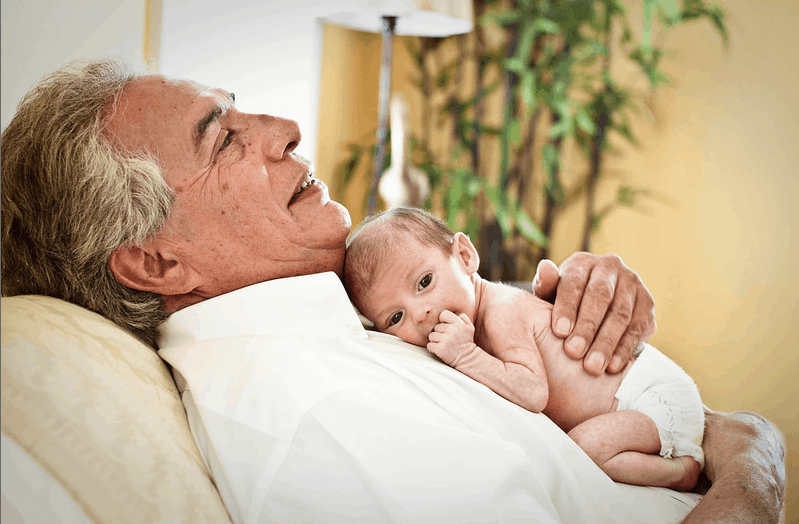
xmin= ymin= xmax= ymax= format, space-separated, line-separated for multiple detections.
xmin=328 ymin=199 xmax=352 ymax=230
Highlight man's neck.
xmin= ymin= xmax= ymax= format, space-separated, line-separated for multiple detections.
xmin=163 ymin=292 xmax=210 ymax=313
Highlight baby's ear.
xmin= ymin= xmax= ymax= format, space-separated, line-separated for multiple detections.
xmin=452 ymin=232 xmax=480 ymax=274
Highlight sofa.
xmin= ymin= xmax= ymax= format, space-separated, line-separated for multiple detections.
xmin=1 ymin=295 xmax=233 ymax=523
xmin=2 ymin=293 xmax=786 ymax=523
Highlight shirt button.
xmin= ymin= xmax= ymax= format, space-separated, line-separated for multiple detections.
xmin=348 ymin=323 xmax=360 ymax=333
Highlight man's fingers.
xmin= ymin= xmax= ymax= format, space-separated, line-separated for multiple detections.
xmin=560 ymin=261 xmax=616 ymax=362
xmin=608 ymin=286 xmax=656 ymax=372
xmin=550 ymin=256 xmax=591 ymax=343
xmin=533 ymin=259 xmax=560 ymax=301
xmin=607 ymin=331 xmax=639 ymax=374
xmin=571 ymin=271 xmax=627 ymax=374
xmin=584 ymin=271 xmax=655 ymax=374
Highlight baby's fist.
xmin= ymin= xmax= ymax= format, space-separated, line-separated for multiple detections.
xmin=427 ymin=310 xmax=477 ymax=366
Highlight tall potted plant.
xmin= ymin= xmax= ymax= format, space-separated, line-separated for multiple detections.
xmin=337 ymin=0 xmax=727 ymax=281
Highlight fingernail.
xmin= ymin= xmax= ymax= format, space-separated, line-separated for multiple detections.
xmin=586 ymin=352 xmax=605 ymax=374
xmin=555 ymin=317 xmax=571 ymax=336
xmin=565 ymin=336 xmax=585 ymax=355
xmin=609 ymin=355 xmax=623 ymax=372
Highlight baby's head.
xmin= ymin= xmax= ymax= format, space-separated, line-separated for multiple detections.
xmin=344 ymin=207 xmax=480 ymax=347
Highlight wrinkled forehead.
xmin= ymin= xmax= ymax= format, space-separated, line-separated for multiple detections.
xmin=107 ymin=75 xmax=205 ymax=119
xmin=102 ymin=74 xmax=221 ymax=149
xmin=103 ymin=75 xmax=233 ymax=174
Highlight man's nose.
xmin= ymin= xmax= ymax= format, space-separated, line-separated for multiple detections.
xmin=258 ymin=115 xmax=301 ymax=162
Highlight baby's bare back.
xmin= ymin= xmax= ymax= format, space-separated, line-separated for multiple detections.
xmin=475 ymin=281 xmax=628 ymax=432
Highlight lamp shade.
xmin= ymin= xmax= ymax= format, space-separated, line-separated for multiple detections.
xmin=322 ymin=0 xmax=473 ymax=36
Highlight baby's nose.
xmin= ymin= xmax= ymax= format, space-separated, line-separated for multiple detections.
xmin=410 ymin=304 xmax=434 ymax=324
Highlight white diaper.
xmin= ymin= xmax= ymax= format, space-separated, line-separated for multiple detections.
xmin=614 ymin=344 xmax=705 ymax=467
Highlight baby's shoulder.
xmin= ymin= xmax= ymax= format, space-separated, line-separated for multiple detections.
xmin=480 ymin=281 xmax=552 ymax=330
xmin=484 ymin=281 xmax=550 ymax=309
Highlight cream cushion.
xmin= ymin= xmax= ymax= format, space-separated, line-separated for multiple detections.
xmin=1 ymin=295 xmax=232 ymax=523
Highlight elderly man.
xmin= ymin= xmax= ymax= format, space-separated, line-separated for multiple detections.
xmin=1 ymin=59 xmax=785 ymax=523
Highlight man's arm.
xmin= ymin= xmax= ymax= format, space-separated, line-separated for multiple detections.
xmin=682 ymin=410 xmax=786 ymax=524
xmin=533 ymin=253 xmax=656 ymax=375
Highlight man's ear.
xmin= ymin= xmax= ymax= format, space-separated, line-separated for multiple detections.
xmin=108 ymin=241 xmax=196 ymax=296
xmin=452 ymin=232 xmax=480 ymax=274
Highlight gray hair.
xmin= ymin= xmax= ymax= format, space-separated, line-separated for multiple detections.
xmin=344 ymin=206 xmax=454 ymax=311
xmin=1 ymin=58 xmax=174 ymax=347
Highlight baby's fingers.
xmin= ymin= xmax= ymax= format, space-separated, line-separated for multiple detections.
xmin=428 ymin=330 xmax=446 ymax=343
xmin=457 ymin=313 xmax=474 ymax=327
xmin=438 ymin=309 xmax=462 ymax=324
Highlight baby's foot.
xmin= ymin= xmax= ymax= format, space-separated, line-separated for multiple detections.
xmin=669 ymin=456 xmax=701 ymax=491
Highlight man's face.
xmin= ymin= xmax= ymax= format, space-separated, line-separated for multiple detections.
xmin=105 ymin=75 xmax=351 ymax=301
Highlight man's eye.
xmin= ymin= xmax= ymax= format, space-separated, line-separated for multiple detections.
xmin=390 ymin=312 xmax=403 ymax=325
xmin=419 ymin=274 xmax=432 ymax=290
xmin=220 ymin=131 xmax=234 ymax=150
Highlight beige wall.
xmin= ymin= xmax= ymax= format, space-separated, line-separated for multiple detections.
xmin=317 ymin=0 xmax=797 ymax=519
xmin=0 ymin=0 xmax=146 ymax=129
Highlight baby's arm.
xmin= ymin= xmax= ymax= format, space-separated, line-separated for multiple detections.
xmin=427 ymin=310 xmax=549 ymax=412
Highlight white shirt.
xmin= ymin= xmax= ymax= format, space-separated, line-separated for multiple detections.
xmin=158 ymin=272 xmax=699 ymax=524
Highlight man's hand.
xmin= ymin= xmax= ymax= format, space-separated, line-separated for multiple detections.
xmin=427 ymin=310 xmax=479 ymax=368
xmin=682 ymin=410 xmax=786 ymax=523
xmin=533 ymin=253 xmax=656 ymax=375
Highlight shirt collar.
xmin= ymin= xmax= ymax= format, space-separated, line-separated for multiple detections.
xmin=157 ymin=272 xmax=367 ymax=351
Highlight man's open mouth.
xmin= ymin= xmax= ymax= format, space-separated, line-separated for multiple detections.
xmin=290 ymin=172 xmax=317 ymax=205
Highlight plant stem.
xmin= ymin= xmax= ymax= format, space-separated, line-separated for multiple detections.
xmin=581 ymin=5 xmax=614 ymax=251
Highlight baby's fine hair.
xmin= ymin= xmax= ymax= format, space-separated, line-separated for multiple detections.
xmin=344 ymin=206 xmax=454 ymax=309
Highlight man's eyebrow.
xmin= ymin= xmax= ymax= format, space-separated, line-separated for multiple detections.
xmin=193 ymin=92 xmax=236 ymax=154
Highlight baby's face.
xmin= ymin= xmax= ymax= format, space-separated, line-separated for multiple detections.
xmin=358 ymin=240 xmax=477 ymax=347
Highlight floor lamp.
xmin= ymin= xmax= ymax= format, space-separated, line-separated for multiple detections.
xmin=323 ymin=0 xmax=473 ymax=214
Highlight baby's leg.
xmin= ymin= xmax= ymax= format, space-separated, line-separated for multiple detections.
xmin=567 ymin=410 xmax=700 ymax=491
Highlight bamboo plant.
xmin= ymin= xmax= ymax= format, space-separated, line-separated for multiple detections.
xmin=336 ymin=0 xmax=728 ymax=281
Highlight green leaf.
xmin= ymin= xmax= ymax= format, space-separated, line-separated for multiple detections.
xmin=403 ymin=38 xmax=424 ymax=70
xmin=542 ymin=144 xmax=564 ymax=204
xmin=657 ymin=0 xmax=681 ymax=22
xmin=617 ymin=186 xmax=636 ymax=206
xmin=447 ymin=177 xmax=465 ymax=225
xmin=642 ymin=0 xmax=656 ymax=48
xmin=591 ymin=213 xmax=602 ymax=231
xmin=436 ymin=70 xmax=449 ymax=88
xmin=575 ymin=106 xmax=597 ymax=135
xmin=504 ymin=57 xmax=525 ymax=73
xmin=466 ymin=177 xmax=481 ymax=197
xmin=516 ymin=211 xmax=548 ymax=247
xmin=479 ymin=10 xmax=521 ymax=27
xmin=521 ymin=71 xmax=537 ymax=109
xmin=515 ymin=19 xmax=538 ymax=64
xmin=508 ymin=118 xmax=521 ymax=146
xmin=483 ymin=183 xmax=513 ymax=238
xmin=542 ymin=143 xmax=559 ymax=177
xmin=534 ymin=18 xmax=560 ymax=35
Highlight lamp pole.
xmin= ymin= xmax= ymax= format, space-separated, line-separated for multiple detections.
xmin=367 ymin=15 xmax=397 ymax=215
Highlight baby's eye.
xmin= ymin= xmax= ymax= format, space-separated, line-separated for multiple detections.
xmin=419 ymin=274 xmax=432 ymax=291
xmin=390 ymin=312 xmax=403 ymax=326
